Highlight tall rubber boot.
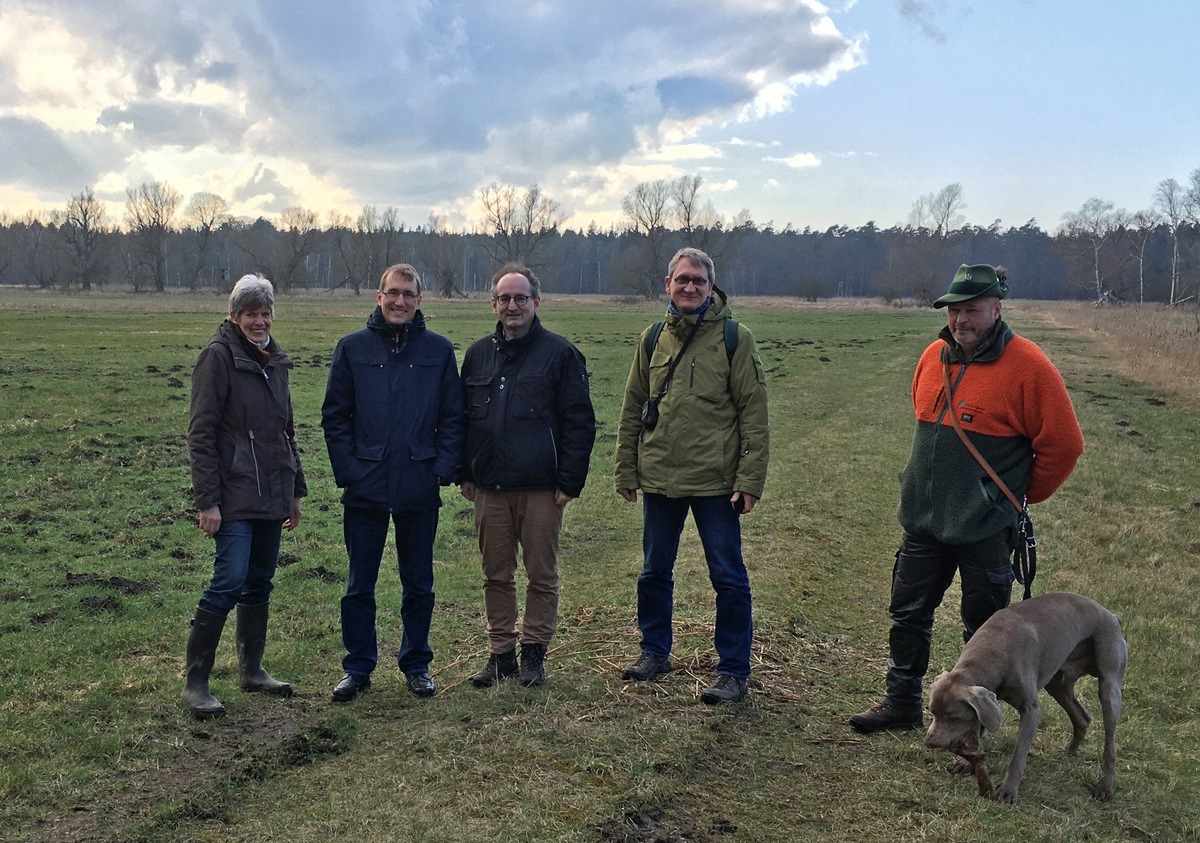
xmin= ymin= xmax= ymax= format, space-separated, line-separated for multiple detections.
xmin=181 ymin=608 xmax=227 ymax=719
xmin=236 ymin=602 xmax=293 ymax=697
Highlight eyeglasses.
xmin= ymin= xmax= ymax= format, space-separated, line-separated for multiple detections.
xmin=493 ymin=294 xmax=533 ymax=307
xmin=670 ymin=274 xmax=710 ymax=289
xmin=381 ymin=289 xmax=419 ymax=300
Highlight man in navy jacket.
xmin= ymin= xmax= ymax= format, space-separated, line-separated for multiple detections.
xmin=322 ymin=264 xmax=464 ymax=701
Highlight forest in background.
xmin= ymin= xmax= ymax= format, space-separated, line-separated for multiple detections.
xmin=2 ymin=172 xmax=1199 ymax=306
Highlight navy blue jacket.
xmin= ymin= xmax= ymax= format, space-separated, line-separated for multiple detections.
xmin=460 ymin=316 xmax=596 ymax=497
xmin=322 ymin=308 xmax=464 ymax=512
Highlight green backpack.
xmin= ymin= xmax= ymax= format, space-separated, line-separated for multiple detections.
xmin=644 ymin=317 xmax=739 ymax=362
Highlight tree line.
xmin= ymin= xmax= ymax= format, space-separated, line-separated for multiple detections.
xmin=2 ymin=169 xmax=1199 ymax=305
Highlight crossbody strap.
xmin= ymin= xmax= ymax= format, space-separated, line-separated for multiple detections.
xmin=652 ymin=316 xmax=704 ymax=402
xmin=940 ymin=352 xmax=1026 ymax=515
xmin=941 ymin=350 xmax=1037 ymax=599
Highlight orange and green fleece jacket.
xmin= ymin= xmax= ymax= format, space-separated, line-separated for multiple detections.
xmin=897 ymin=320 xmax=1084 ymax=545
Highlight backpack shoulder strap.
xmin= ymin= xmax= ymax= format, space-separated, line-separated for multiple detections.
xmin=643 ymin=321 xmax=665 ymax=359
xmin=723 ymin=318 xmax=739 ymax=362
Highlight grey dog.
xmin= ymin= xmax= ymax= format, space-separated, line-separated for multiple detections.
xmin=924 ymin=591 xmax=1127 ymax=804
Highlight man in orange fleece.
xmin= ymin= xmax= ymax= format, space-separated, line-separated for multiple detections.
xmin=850 ymin=264 xmax=1084 ymax=734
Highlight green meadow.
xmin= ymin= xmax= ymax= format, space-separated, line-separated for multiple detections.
xmin=1 ymin=291 xmax=1197 ymax=842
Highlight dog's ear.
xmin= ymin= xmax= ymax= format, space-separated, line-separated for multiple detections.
xmin=965 ymin=686 xmax=1003 ymax=732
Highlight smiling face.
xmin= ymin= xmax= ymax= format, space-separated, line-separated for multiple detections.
xmin=232 ymin=305 xmax=272 ymax=345
xmin=492 ymin=272 xmax=540 ymax=339
xmin=945 ymin=297 xmax=1001 ymax=357
xmin=664 ymin=257 xmax=712 ymax=314
xmin=377 ymin=269 xmax=422 ymax=325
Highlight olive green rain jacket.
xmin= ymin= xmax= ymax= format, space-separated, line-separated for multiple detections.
xmin=615 ymin=287 xmax=769 ymax=499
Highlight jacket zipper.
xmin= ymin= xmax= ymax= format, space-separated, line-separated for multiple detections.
xmin=248 ymin=429 xmax=262 ymax=496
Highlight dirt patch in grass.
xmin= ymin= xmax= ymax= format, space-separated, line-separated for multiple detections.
xmin=27 ymin=703 xmax=353 ymax=843
xmin=65 ymin=572 xmax=159 ymax=595
xmin=596 ymin=802 xmax=729 ymax=843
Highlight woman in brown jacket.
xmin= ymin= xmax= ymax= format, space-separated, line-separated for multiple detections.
xmin=182 ymin=275 xmax=307 ymax=718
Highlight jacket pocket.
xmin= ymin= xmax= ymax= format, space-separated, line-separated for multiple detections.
xmin=465 ymin=375 xmax=493 ymax=421
xmin=354 ymin=442 xmax=386 ymax=461
xmin=512 ymin=375 xmax=551 ymax=419
xmin=411 ymin=444 xmax=437 ymax=462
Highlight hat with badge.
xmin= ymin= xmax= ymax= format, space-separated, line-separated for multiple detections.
xmin=932 ymin=264 xmax=1008 ymax=308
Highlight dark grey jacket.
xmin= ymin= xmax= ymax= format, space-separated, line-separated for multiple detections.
xmin=188 ymin=320 xmax=307 ymax=520
xmin=461 ymin=317 xmax=596 ymax=497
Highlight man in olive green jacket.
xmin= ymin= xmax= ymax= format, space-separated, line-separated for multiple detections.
xmin=615 ymin=247 xmax=769 ymax=704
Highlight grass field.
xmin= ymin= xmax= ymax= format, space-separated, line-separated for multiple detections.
xmin=1 ymin=290 xmax=1198 ymax=842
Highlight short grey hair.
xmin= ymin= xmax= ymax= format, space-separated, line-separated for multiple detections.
xmin=667 ymin=247 xmax=716 ymax=286
xmin=380 ymin=263 xmax=422 ymax=295
xmin=490 ymin=262 xmax=541 ymax=298
xmin=228 ymin=274 xmax=275 ymax=315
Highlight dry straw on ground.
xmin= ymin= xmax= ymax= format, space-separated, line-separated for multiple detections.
xmin=1037 ymin=300 xmax=1200 ymax=406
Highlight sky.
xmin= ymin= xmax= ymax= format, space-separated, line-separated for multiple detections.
xmin=1 ymin=0 xmax=1196 ymax=234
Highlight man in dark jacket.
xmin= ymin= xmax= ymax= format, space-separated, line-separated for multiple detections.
xmin=322 ymin=264 xmax=464 ymax=702
xmin=459 ymin=263 xmax=596 ymax=688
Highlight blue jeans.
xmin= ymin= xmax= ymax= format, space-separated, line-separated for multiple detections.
xmin=885 ymin=529 xmax=1014 ymax=707
xmin=198 ymin=519 xmax=283 ymax=616
xmin=637 ymin=494 xmax=753 ymax=679
xmin=340 ymin=506 xmax=438 ymax=677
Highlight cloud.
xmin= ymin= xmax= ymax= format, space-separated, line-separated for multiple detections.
xmin=766 ymin=152 xmax=822 ymax=169
xmin=896 ymin=0 xmax=947 ymax=43
xmin=0 ymin=116 xmax=114 ymax=192
xmin=0 ymin=0 xmax=862 ymax=226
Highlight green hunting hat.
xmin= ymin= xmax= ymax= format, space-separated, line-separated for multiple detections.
xmin=933 ymin=264 xmax=1008 ymax=308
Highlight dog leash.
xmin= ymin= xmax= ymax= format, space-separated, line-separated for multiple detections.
xmin=941 ymin=352 xmax=1038 ymax=599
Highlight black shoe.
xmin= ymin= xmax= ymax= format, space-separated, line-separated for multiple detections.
xmin=519 ymin=644 xmax=546 ymax=687
xmin=700 ymin=674 xmax=748 ymax=704
xmin=470 ymin=650 xmax=518 ymax=688
xmin=622 ymin=652 xmax=672 ymax=682
xmin=406 ymin=672 xmax=436 ymax=698
xmin=849 ymin=700 xmax=924 ymax=734
xmin=332 ymin=672 xmax=371 ymax=703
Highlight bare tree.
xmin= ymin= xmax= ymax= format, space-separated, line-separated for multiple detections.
xmin=16 ymin=211 xmax=62 ymax=288
xmin=1153 ymin=178 xmax=1187 ymax=305
xmin=56 ymin=186 xmax=111 ymax=291
xmin=479 ymin=182 xmax=563 ymax=268
xmin=1188 ymin=165 xmax=1200 ymax=223
xmin=420 ymin=214 xmax=468 ymax=298
xmin=906 ymin=182 xmax=966 ymax=302
xmin=328 ymin=205 xmax=405 ymax=293
xmin=666 ymin=173 xmax=752 ymax=273
xmin=328 ymin=209 xmax=371 ymax=293
xmin=622 ymin=179 xmax=672 ymax=297
xmin=232 ymin=217 xmax=278 ymax=280
xmin=1125 ymin=209 xmax=1160 ymax=303
xmin=374 ymin=206 xmax=404 ymax=269
xmin=182 ymin=192 xmax=231 ymax=291
xmin=0 ymin=211 xmax=13 ymax=282
xmin=671 ymin=174 xmax=704 ymax=243
xmin=124 ymin=180 xmax=182 ymax=292
xmin=1058 ymin=198 xmax=1132 ymax=302
xmin=274 ymin=207 xmax=321 ymax=290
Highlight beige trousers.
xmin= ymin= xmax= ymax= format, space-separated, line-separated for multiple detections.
xmin=473 ymin=489 xmax=563 ymax=653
